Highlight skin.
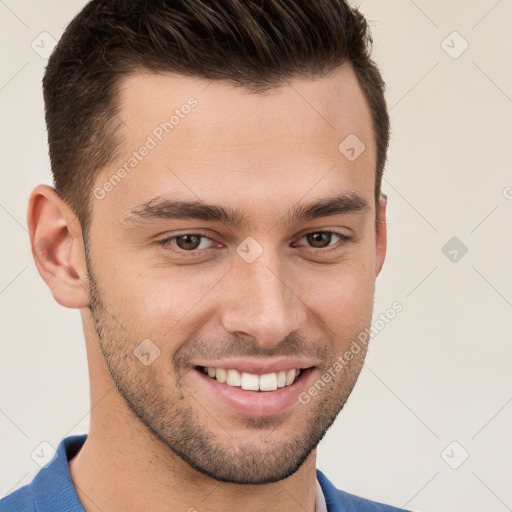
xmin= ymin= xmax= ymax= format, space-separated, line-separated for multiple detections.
xmin=28 ymin=62 xmax=387 ymax=512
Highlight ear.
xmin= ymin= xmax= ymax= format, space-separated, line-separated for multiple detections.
xmin=375 ymin=193 xmax=387 ymax=276
xmin=27 ymin=184 xmax=89 ymax=308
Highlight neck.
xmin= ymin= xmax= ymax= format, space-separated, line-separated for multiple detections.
xmin=69 ymin=389 xmax=318 ymax=512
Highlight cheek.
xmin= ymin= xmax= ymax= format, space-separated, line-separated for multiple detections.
xmin=294 ymin=256 xmax=376 ymax=340
xmin=317 ymin=273 xmax=374 ymax=323
xmin=106 ymin=269 xmax=222 ymax=343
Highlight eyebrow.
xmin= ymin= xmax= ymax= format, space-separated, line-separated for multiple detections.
xmin=122 ymin=192 xmax=370 ymax=227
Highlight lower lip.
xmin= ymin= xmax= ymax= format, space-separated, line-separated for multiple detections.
xmin=191 ymin=367 xmax=315 ymax=417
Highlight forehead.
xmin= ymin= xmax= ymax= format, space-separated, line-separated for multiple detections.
xmin=94 ymin=65 xmax=376 ymax=223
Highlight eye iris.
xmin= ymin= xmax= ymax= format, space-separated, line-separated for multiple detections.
xmin=176 ymin=235 xmax=202 ymax=250
xmin=307 ymin=232 xmax=332 ymax=248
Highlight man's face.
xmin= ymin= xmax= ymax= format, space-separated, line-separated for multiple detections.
xmin=84 ymin=64 xmax=385 ymax=484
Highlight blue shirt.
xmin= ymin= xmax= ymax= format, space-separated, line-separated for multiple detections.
xmin=0 ymin=435 xmax=410 ymax=511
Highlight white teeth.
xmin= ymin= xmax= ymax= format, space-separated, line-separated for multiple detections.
xmin=259 ymin=373 xmax=278 ymax=391
xmin=215 ymin=368 xmax=227 ymax=383
xmin=285 ymin=369 xmax=296 ymax=386
xmin=202 ymin=366 xmax=302 ymax=391
xmin=226 ymin=369 xmax=241 ymax=387
xmin=241 ymin=372 xmax=259 ymax=391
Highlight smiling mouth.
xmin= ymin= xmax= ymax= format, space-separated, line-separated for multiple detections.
xmin=196 ymin=365 xmax=303 ymax=392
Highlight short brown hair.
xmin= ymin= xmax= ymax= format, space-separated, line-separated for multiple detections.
xmin=43 ymin=0 xmax=390 ymax=232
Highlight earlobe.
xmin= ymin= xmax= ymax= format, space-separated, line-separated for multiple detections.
xmin=27 ymin=184 xmax=89 ymax=309
xmin=375 ymin=193 xmax=387 ymax=276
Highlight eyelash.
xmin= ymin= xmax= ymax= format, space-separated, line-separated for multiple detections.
xmin=157 ymin=230 xmax=352 ymax=256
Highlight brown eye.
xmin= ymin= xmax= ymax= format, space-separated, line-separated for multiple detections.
xmin=293 ymin=231 xmax=350 ymax=250
xmin=305 ymin=232 xmax=335 ymax=248
xmin=175 ymin=234 xmax=203 ymax=251
xmin=159 ymin=233 xmax=214 ymax=253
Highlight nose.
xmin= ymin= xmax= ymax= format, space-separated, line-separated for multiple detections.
xmin=220 ymin=248 xmax=308 ymax=350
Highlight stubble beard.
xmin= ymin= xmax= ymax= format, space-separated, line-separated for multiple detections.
xmin=84 ymin=245 xmax=367 ymax=484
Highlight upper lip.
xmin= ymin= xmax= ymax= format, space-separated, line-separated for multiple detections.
xmin=193 ymin=357 xmax=317 ymax=375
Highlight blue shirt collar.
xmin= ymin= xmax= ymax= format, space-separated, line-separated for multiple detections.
xmin=31 ymin=434 xmax=86 ymax=512
xmin=30 ymin=434 xmax=340 ymax=512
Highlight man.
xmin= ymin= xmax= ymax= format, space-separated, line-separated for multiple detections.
xmin=0 ymin=0 xmax=410 ymax=511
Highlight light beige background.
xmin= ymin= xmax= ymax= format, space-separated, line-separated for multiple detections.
xmin=1 ymin=1 xmax=511 ymax=511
